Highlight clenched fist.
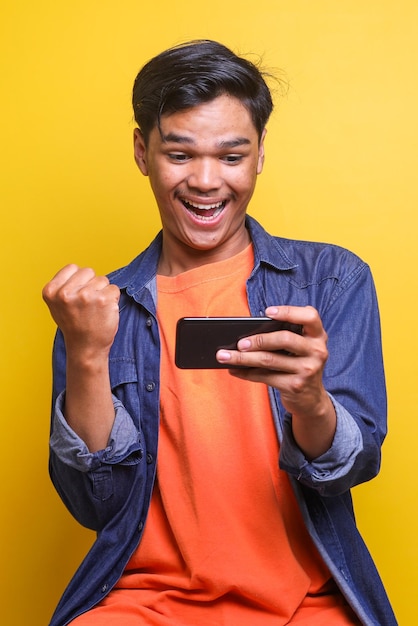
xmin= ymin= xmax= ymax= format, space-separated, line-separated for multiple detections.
xmin=42 ymin=264 xmax=121 ymax=359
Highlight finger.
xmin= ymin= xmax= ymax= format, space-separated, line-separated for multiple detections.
xmin=216 ymin=347 xmax=298 ymax=372
xmin=228 ymin=366 xmax=286 ymax=386
xmin=58 ymin=268 xmax=115 ymax=304
xmin=43 ymin=265 xmax=97 ymax=299
xmin=236 ymin=328 xmax=306 ymax=356
xmin=42 ymin=264 xmax=80 ymax=301
xmin=50 ymin=263 xmax=81 ymax=284
xmin=60 ymin=267 xmax=100 ymax=293
xmin=61 ymin=277 xmax=120 ymax=313
xmin=102 ymin=283 xmax=121 ymax=308
xmin=43 ymin=266 xmax=117 ymax=312
xmin=265 ymin=305 xmax=324 ymax=338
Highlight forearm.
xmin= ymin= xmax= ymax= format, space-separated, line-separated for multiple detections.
xmin=279 ymin=395 xmax=366 ymax=496
xmin=289 ymin=389 xmax=337 ymax=460
xmin=65 ymin=352 xmax=115 ymax=452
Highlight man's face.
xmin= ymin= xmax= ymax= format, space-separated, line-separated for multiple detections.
xmin=134 ymin=94 xmax=266 ymax=274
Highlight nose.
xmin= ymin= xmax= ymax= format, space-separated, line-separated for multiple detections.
xmin=187 ymin=157 xmax=222 ymax=192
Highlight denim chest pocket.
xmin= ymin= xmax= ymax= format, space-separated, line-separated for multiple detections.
xmin=109 ymin=357 xmax=141 ymax=427
xmin=109 ymin=356 xmax=137 ymax=387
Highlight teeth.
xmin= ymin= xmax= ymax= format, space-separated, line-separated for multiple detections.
xmin=192 ymin=206 xmax=224 ymax=221
xmin=182 ymin=199 xmax=224 ymax=211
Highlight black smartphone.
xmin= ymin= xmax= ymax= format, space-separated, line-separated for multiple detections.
xmin=175 ymin=317 xmax=303 ymax=369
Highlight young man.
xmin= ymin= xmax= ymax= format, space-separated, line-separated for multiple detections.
xmin=42 ymin=40 xmax=397 ymax=625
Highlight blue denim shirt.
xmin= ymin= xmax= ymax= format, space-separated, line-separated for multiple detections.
xmin=48 ymin=216 xmax=397 ymax=626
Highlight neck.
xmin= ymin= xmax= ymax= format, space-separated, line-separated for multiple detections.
xmin=157 ymin=230 xmax=251 ymax=277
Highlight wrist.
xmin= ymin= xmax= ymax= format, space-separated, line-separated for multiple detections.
xmin=65 ymin=347 xmax=110 ymax=373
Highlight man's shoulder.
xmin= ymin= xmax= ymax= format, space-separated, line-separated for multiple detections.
xmin=272 ymin=235 xmax=368 ymax=292
xmin=274 ymin=234 xmax=365 ymax=266
xmin=248 ymin=216 xmax=367 ymax=280
xmin=256 ymin=230 xmax=373 ymax=312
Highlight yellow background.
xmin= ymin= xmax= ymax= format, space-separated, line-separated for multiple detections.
xmin=1 ymin=1 xmax=416 ymax=624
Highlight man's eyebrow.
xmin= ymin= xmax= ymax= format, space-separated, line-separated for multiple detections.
xmin=161 ymin=133 xmax=252 ymax=148
xmin=217 ymin=137 xmax=251 ymax=149
xmin=161 ymin=133 xmax=195 ymax=145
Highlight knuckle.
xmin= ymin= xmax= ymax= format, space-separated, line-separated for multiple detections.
xmin=96 ymin=274 xmax=109 ymax=287
xmin=281 ymin=305 xmax=292 ymax=318
xmin=254 ymin=334 xmax=265 ymax=349
xmin=289 ymin=376 xmax=305 ymax=394
xmin=304 ymin=305 xmax=319 ymax=323
xmin=280 ymin=332 xmax=295 ymax=352
xmin=111 ymin=284 xmax=121 ymax=299
xmin=235 ymin=351 xmax=247 ymax=365
xmin=314 ymin=342 xmax=329 ymax=363
xmin=41 ymin=283 xmax=54 ymax=302
xmin=301 ymin=363 xmax=316 ymax=378
xmin=260 ymin=351 xmax=275 ymax=367
xmin=98 ymin=292 xmax=113 ymax=308
xmin=59 ymin=286 xmax=76 ymax=304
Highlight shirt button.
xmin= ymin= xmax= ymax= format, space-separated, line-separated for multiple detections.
xmin=146 ymin=382 xmax=155 ymax=392
xmin=138 ymin=521 xmax=144 ymax=532
xmin=101 ymin=583 xmax=109 ymax=593
xmin=146 ymin=317 xmax=153 ymax=327
xmin=146 ymin=453 xmax=153 ymax=464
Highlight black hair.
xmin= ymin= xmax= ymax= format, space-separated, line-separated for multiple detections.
xmin=132 ymin=40 xmax=274 ymax=144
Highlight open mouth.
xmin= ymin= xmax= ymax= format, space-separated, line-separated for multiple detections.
xmin=181 ymin=198 xmax=227 ymax=220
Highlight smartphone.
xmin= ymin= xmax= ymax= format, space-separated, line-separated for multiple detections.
xmin=175 ymin=317 xmax=303 ymax=369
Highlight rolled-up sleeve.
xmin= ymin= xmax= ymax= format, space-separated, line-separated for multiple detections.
xmin=50 ymin=391 xmax=142 ymax=472
xmin=279 ymin=393 xmax=364 ymax=494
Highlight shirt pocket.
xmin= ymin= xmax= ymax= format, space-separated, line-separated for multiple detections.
xmin=109 ymin=357 xmax=140 ymax=428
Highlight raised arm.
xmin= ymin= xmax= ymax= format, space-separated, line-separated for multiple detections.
xmin=42 ymin=264 xmax=120 ymax=452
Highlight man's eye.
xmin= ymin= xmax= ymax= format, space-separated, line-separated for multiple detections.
xmin=168 ymin=153 xmax=190 ymax=162
xmin=222 ymin=155 xmax=243 ymax=164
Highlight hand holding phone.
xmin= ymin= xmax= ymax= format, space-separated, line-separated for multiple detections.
xmin=175 ymin=317 xmax=303 ymax=369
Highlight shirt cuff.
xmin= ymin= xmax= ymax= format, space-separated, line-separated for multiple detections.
xmin=50 ymin=391 xmax=142 ymax=472
xmin=279 ymin=393 xmax=363 ymax=487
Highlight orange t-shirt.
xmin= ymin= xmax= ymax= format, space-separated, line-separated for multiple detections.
xmin=71 ymin=244 xmax=360 ymax=625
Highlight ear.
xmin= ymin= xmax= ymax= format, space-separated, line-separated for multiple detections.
xmin=133 ymin=128 xmax=149 ymax=175
xmin=257 ymin=128 xmax=267 ymax=175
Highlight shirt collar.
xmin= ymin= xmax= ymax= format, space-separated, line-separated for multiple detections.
xmin=110 ymin=215 xmax=298 ymax=300
xmin=246 ymin=215 xmax=298 ymax=272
